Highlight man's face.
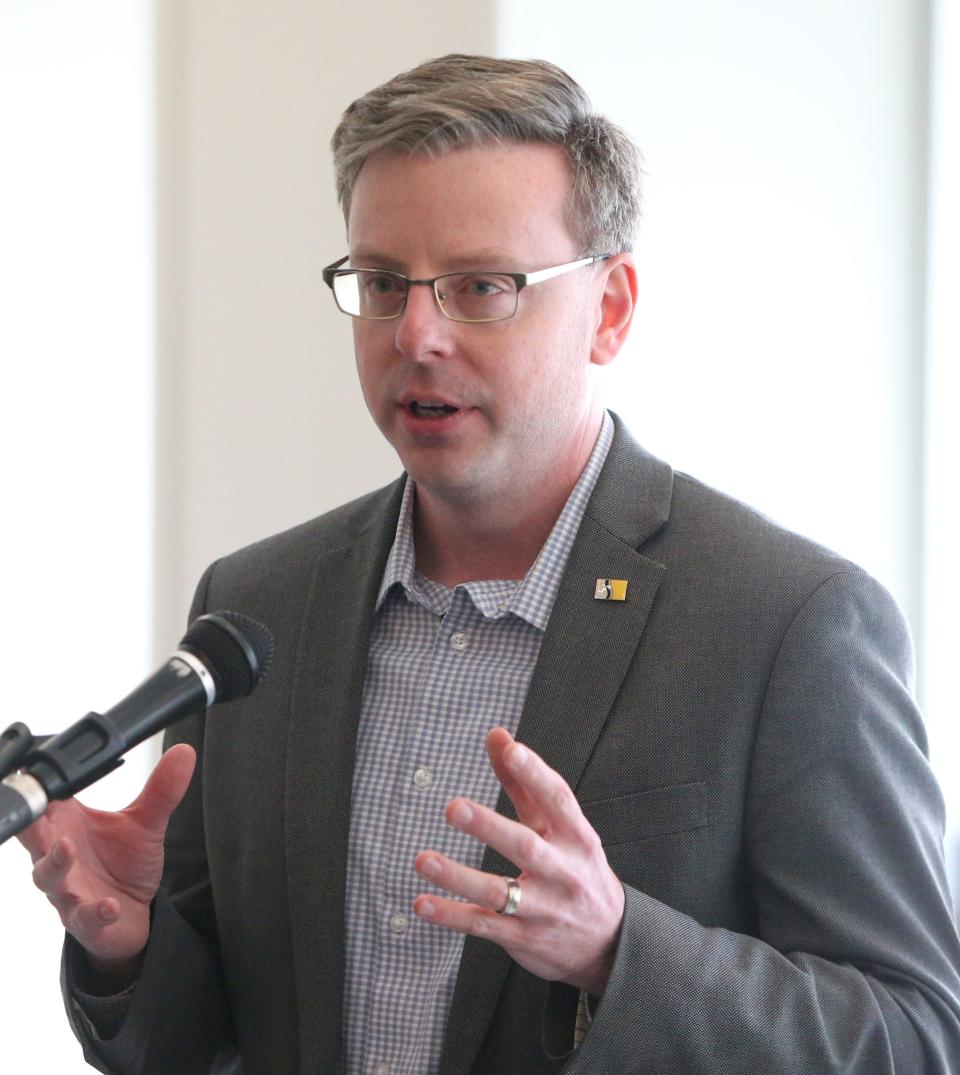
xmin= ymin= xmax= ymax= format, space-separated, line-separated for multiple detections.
xmin=347 ymin=142 xmax=605 ymax=510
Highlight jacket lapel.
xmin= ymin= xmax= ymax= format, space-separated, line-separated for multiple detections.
xmin=439 ymin=418 xmax=674 ymax=1073
xmin=284 ymin=481 xmax=403 ymax=1073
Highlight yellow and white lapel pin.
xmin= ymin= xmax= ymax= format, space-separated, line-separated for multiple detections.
xmin=594 ymin=578 xmax=628 ymax=601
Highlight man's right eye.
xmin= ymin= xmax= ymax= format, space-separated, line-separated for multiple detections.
xmin=363 ymin=273 xmax=402 ymax=295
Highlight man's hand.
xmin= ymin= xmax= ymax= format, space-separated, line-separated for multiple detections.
xmin=18 ymin=743 xmax=196 ymax=978
xmin=413 ymin=729 xmax=624 ymax=997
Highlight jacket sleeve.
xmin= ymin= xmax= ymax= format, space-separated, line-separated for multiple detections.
xmin=61 ymin=562 xmax=238 ymax=1075
xmin=562 ymin=569 xmax=960 ymax=1074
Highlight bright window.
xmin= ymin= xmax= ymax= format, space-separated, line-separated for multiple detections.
xmin=923 ymin=0 xmax=960 ymax=910
xmin=0 ymin=3 xmax=153 ymax=1069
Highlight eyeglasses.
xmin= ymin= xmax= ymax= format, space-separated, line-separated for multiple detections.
xmin=322 ymin=254 xmax=612 ymax=323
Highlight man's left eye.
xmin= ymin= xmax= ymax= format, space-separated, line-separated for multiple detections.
xmin=465 ymin=275 xmax=503 ymax=297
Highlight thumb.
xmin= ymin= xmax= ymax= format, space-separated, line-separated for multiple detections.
xmin=128 ymin=743 xmax=197 ymax=833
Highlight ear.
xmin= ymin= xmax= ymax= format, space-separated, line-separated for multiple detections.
xmin=590 ymin=255 xmax=638 ymax=367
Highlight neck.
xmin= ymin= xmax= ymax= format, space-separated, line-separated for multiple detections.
xmin=413 ymin=412 xmax=603 ymax=587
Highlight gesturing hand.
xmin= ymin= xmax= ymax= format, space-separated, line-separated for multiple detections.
xmin=18 ymin=743 xmax=196 ymax=976
xmin=413 ymin=728 xmax=624 ymax=997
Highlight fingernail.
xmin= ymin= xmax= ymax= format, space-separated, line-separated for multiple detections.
xmin=451 ymin=802 xmax=473 ymax=827
xmin=51 ymin=843 xmax=66 ymax=868
xmin=98 ymin=903 xmax=117 ymax=924
xmin=420 ymin=857 xmax=441 ymax=879
xmin=418 ymin=899 xmax=436 ymax=918
xmin=509 ymin=745 xmax=529 ymax=770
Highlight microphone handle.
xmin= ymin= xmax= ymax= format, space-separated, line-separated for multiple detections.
xmin=0 ymin=775 xmax=46 ymax=845
xmin=0 ymin=656 xmax=210 ymax=847
xmin=30 ymin=659 xmax=209 ymax=803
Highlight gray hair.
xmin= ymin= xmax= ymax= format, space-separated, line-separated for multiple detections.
xmin=331 ymin=54 xmax=643 ymax=254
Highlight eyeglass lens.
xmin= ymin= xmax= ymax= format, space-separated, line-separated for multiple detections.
xmin=332 ymin=270 xmax=519 ymax=322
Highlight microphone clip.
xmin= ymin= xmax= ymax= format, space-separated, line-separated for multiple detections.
xmin=0 ymin=718 xmax=124 ymax=796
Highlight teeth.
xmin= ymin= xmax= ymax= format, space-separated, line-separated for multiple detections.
xmin=410 ymin=400 xmax=457 ymax=416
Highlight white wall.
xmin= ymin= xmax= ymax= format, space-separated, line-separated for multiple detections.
xmin=499 ymin=0 xmax=927 ymax=629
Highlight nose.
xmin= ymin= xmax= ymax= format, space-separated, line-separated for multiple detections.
xmin=393 ymin=281 xmax=455 ymax=362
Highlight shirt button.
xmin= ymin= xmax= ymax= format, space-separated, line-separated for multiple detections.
xmin=374 ymin=1064 xmax=392 ymax=1075
xmin=413 ymin=767 xmax=432 ymax=790
xmin=450 ymin=631 xmax=468 ymax=651
xmin=389 ymin=913 xmax=409 ymax=936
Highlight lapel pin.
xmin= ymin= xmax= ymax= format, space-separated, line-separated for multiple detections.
xmin=595 ymin=578 xmax=628 ymax=601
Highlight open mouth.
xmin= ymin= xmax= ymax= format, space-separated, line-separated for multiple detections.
xmin=408 ymin=401 xmax=459 ymax=418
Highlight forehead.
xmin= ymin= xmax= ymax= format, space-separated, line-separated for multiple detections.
xmin=346 ymin=142 xmax=578 ymax=268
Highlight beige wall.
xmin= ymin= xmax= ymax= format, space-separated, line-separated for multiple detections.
xmin=152 ymin=4 xmax=953 ymax=874
xmin=154 ymin=1 xmax=496 ymax=650
xmin=155 ymin=1 xmax=931 ymax=650
xmin=0 ymin=2 xmax=949 ymax=1065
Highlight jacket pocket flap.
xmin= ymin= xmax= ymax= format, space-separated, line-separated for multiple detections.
xmin=580 ymin=781 xmax=710 ymax=848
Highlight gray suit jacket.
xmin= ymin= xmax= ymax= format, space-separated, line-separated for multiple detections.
xmin=65 ymin=416 xmax=960 ymax=1073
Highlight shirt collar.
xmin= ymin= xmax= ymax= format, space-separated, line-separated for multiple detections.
xmin=375 ymin=411 xmax=614 ymax=630
xmin=375 ymin=476 xmax=419 ymax=610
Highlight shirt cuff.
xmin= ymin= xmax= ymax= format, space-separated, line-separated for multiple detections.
xmin=574 ymin=988 xmax=594 ymax=1047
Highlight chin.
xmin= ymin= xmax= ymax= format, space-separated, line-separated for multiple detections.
xmin=406 ymin=459 xmax=487 ymax=502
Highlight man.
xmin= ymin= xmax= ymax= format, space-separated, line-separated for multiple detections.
xmin=21 ymin=55 xmax=960 ymax=1073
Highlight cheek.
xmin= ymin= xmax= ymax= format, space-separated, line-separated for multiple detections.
xmin=353 ymin=330 xmax=389 ymax=395
xmin=352 ymin=321 xmax=376 ymax=366
xmin=519 ymin=314 xmax=589 ymax=391
xmin=353 ymin=359 xmax=391 ymax=428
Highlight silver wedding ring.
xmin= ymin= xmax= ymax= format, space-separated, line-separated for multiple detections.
xmin=498 ymin=876 xmax=522 ymax=916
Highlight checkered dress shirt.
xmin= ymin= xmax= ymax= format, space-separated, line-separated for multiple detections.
xmin=342 ymin=412 xmax=614 ymax=1075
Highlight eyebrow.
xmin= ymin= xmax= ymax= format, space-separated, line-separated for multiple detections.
xmin=349 ymin=249 xmax=406 ymax=272
xmin=348 ymin=248 xmax=527 ymax=273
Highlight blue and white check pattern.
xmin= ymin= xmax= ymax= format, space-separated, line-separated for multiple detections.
xmin=343 ymin=412 xmax=614 ymax=1075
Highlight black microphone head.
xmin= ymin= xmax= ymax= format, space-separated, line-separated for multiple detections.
xmin=179 ymin=611 xmax=274 ymax=703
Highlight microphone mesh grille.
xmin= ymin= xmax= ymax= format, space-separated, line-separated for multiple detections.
xmin=179 ymin=612 xmax=274 ymax=703
xmin=220 ymin=611 xmax=275 ymax=681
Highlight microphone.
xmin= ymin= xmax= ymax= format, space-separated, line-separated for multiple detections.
xmin=0 ymin=611 xmax=274 ymax=846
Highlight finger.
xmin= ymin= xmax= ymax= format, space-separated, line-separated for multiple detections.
xmin=494 ymin=736 xmax=590 ymax=843
xmin=416 ymin=851 xmax=527 ymax=915
xmin=413 ymin=891 xmax=519 ymax=944
xmin=17 ymin=813 xmax=57 ymax=862
xmin=67 ymin=896 xmax=121 ymax=937
xmin=485 ymin=729 xmax=546 ymax=832
xmin=31 ymin=837 xmax=74 ymax=895
xmin=32 ymin=841 xmax=124 ymax=932
xmin=127 ymin=743 xmax=196 ymax=832
xmin=445 ymin=798 xmax=567 ymax=880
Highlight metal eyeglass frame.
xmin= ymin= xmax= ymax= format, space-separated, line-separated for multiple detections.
xmin=321 ymin=253 xmax=613 ymax=322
